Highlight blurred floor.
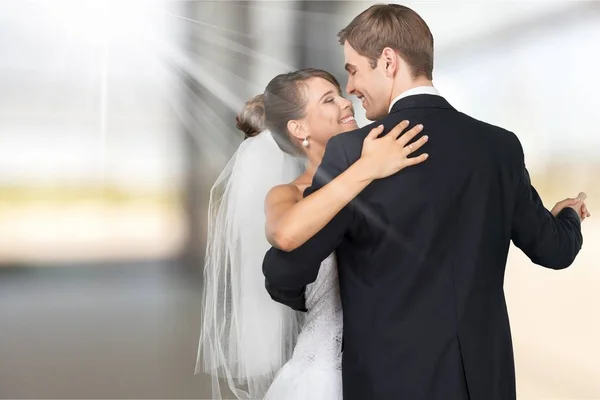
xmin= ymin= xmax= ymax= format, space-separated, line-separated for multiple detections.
xmin=0 ymin=220 xmax=597 ymax=399
xmin=0 ymin=262 xmax=219 ymax=399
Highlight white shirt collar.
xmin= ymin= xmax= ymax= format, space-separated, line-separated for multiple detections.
xmin=389 ymin=86 xmax=440 ymax=112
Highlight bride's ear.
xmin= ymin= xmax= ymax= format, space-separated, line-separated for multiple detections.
xmin=287 ymin=120 xmax=307 ymax=142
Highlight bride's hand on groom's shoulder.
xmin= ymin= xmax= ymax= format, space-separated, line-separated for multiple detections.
xmin=360 ymin=120 xmax=429 ymax=180
xmin=551 ymin=192 xmax=591 ymax=222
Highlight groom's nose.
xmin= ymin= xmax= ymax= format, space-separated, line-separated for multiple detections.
xmin=346 ymin=79 xmax=355 ymax=95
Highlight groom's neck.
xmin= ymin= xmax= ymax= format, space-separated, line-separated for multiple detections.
xmin=390 ymin=77 xmax=434 ymax=103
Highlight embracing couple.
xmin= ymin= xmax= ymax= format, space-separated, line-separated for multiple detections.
xmin=197 ymin=4 xmax=588 ymax=400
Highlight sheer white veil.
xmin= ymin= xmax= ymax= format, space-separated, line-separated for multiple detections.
xmin=196 ymin=129 xmax=306 ymax=399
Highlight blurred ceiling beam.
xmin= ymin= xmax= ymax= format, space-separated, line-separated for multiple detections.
xmin=437 ymin=2 xmax=600 ymax=63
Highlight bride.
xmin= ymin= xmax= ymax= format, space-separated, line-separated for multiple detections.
xmin=196 ymin=68 xmax=429 ymax=399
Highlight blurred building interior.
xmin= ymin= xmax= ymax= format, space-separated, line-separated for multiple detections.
xmin=0 ymin=1 xmax=599 ymax=398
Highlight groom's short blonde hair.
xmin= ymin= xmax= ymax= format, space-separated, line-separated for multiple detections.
xmin=338 ymin=4 xmax=434 ymax=80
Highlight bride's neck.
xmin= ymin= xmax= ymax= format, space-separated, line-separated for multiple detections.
xmin=303 ymin=143 xmax=325 ymax=179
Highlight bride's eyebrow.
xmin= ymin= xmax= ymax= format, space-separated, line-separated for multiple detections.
xmin=319 ymin=90 xmax=334 ymax=101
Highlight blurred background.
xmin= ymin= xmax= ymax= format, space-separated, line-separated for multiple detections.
xmin=0 ymin=0 xmax=598 ymax=398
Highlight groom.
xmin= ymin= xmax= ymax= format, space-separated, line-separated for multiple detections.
xmin=263 ymin=4 xmax=587 ymax=400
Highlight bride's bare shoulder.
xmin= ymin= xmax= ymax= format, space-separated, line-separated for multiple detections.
xmin=265 ymin=183 xmax=302 ymax=207
xmin=265 ymin=171 xmax=312 ymax=208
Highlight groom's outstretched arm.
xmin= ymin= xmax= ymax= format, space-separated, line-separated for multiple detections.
xmin=511 ymin=146 xmax=583 ymax=269
xmin=263 ymin=135 xmax=355 ymax=311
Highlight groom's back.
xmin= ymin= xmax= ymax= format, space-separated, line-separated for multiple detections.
xmin=335 ymin=94 xmax=523 ymax=399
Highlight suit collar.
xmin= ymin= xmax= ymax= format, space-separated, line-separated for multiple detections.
xmin=389 ymin=94 xmax=455 ymax=114
xmin=388 ymin=86 xmax=441 ymax=112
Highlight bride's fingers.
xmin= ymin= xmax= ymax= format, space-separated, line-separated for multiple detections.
xmin=395 ymin=123 xmax=423 ymax=142
xmin=365 ymin=124 xmax=384 ymax=141
xmin=386 ymin=120 xmax=410 ymax=140
xmin=403 ymin=152 xmax=429 ymax=166
xmin=401 ymin=135 xmax=429 ymax=156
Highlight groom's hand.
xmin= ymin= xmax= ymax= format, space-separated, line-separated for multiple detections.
xmin=551 ymin=192 xmax=591 ymax=221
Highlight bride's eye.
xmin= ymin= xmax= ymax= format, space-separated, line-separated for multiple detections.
xmin=324 ymin=98 xmax=334 ymax=103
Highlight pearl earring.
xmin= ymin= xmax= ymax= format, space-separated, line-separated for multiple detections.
xmin=302 ymin=137 xmax=309 ymax=148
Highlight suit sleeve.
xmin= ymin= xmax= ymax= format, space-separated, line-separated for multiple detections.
xmin=263 ymin=135 xmax=355 ymax=311
xmin=511 ymin=142 xmax=583 ymax=269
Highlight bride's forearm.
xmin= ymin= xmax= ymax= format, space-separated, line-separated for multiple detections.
xmin=270 ymin=158 xmax=375 ymax=251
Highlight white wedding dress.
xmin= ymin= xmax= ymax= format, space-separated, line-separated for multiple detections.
xmin=264 ymin=252 xmax=344 ymax=400
xmin=197 ymin=130 xmax=345 ymax=400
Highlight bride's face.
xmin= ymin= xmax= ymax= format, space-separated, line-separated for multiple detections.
xmin=295 ymin=77 xmax=359 ymax=147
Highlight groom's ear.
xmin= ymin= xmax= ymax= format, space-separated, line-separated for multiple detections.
xmin=382 ymin=47 xmax=398 ymax=77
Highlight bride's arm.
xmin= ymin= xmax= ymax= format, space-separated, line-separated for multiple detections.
xmin=265 ymin=158 xmax=376 ymax=251
xmin=265 ymin=121 xmax=428 ymax=251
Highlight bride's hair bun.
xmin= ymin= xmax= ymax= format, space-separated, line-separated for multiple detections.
xmin=236 ymin=94 xmax=265 ymax=139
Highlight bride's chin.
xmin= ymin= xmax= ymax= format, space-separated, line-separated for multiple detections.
xmin=338 ymin=123 xmax=359 ymax=133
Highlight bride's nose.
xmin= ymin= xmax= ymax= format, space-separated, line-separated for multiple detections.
xmin=340 ymin=98 xmax=352 ymax=110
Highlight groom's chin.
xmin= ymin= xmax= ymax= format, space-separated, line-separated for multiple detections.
xmin=365 ymin=109 xmax=386 ymax=121
xmin=362 ymin=103 xmax=386 ymax=121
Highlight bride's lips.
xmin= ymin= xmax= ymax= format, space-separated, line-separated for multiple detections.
xmin=339 ymin=115 xmax=356 ymax=124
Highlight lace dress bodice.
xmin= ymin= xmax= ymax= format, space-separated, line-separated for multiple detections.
xmin=263 ymin=253 xmax=344 ymax=399
xmin=290 ymin=253 xmax=343 ymax=370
